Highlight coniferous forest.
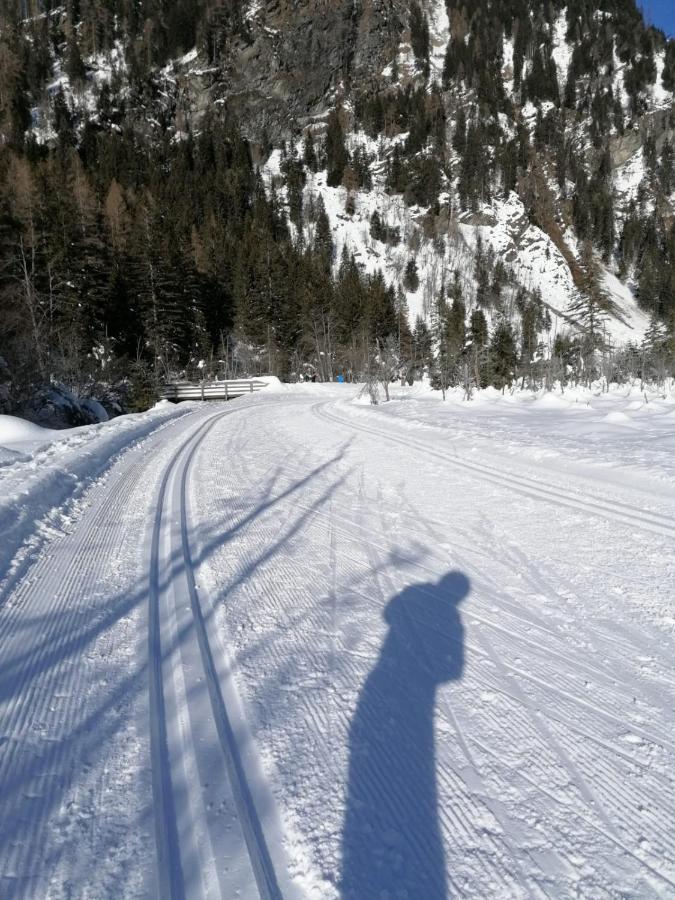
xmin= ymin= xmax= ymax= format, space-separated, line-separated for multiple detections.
xmin=1 ymin=0 xmax=674 ymax=421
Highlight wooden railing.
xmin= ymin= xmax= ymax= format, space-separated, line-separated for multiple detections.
xmin=160 ymin=379 xmax=269 ymax=401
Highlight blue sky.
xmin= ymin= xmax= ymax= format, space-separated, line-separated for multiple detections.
xmin=639 ymin=1 xmax=675 ymax=37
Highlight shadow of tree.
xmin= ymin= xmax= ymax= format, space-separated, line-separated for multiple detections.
xmin=0 ymin=447 xmax=350 ymax=896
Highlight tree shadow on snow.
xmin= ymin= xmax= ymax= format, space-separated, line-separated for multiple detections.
xmin=0 ymin=449 xmax=350 ymax=896
xmin=341 ymin=571 xmax=470 ymax=900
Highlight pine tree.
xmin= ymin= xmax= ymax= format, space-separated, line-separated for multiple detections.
xmin=411 ymin=315 xmax=433 ymax=379
xmin=303 ymin=129 xmax=318 ymax=172
xmin=447 ymin=295 xmax=466 ymax=359
xmin=0 ymin=38 xmax=31 ymax=145
xmin=66 ymin=32 xmax=87 ymax=84
xmin=314 ymin=195 xmax=334 ymax=270
xmin=489 ymin=317 xmax=518 ymax=390
xmin=468 ymin=309 xmax=488 ymax=387
xmin=403 ymin=258 xmax=419 ymax=293
xmin=281 ymin=151 xmax=306 ymax=228
xmin=370 ymin=210 xmax=384 ymax=242
xmin=569 ymin=243 xmax=610 ymax=381
xmin=409 ymin=2 xmax=430 ymax=80
xmin=430 ymin=291 xmax=452 ymax=399
xmin=394 ymin=286 xmax=413 ymax=370
xmin=326 ymin=109 xmax=349 ymax=188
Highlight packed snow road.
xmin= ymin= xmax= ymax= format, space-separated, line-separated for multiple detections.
xmin=0 ymin=385 xmax=674 ymax=899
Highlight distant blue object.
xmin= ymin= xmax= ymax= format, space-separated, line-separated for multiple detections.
xmin=337 ymin=374 xmax=345 ymax=383
xmin=640 ymin=0 xmax=675 ymax=37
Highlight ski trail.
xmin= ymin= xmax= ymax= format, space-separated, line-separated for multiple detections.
xmin=312 ymin=402 xmax=675 ymax=539
xmin=359 ymin=474 xmax=541 ymax=897
xmin=178 ymin=420 xmax=284 ymax=899
xmin=0 ymin=396 xmax=300 ymax=899
xmin=0 ymin=410 xmax=216 ymax=897
xmin=179 ymin=393 xmax=675 ymax=895
xmin=146 ymin=399 xmax=303 ymax=899
xmin=4 ymin=390 xmax=673 ymax=897
xmin=236 ymin=451 xmax=675 ymax=765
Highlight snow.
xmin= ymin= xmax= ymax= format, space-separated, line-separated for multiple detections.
xmin=269 ymin=153 xmax=428 ymax=320
xmin=602 ymin=269 xmax=650 ymax=343
xmin=458 ymin=194 xmax=649 ymax=342
xmin=502 ymin=36 xmax=515 ymax=96
xmin=178 ymin=48 xmax=198 ymax=66
xmin=651 ymin=51 xmax=673 ymax=110
xmin=427 ymin=0 xmax=450 ymax=85
xmin=0 ymin=414 xmax=60 ymax=449
xmin=253 ymin=375 xmax=285 ymax=392
xmin=0 ymin=402 xmax=194 ymax=601
xmin=614 ymin=146 xmax=648 ymax=210
xmin=551 ymin=11 xmax=572 ymax=89
xmin=269 ymin=123 xmax=652 ymax=348
xmin=31 ymin=40 xmax=129 ymax=144
xmin=0 ymin=386 xmax=674 ymax=897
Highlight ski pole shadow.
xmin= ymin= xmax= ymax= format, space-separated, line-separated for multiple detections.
xmin=341 ymin=571 xmax=470 ymax=900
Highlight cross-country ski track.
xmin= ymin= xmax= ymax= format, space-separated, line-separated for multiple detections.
xmin=0 ymin=386 xmax=674 ymax=899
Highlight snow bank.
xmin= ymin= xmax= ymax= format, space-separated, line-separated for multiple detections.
xmin=254 ymin=375 xmax=285 ymax=392
xmin=0 ymin=415 xmax=61 ymax=448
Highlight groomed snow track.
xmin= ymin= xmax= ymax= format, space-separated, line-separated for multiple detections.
xmin=0 ymin=397 xmax=298 ymax=900
xmin=147 ymin=407 xmax=283 ymax=900
xmin=311 ymin=401 xmax=675 ymax=541
xmin=1 ymin=388 xmax=674 ymax=898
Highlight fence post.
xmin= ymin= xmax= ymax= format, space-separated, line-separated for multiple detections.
xmin=200 ymin=380 xmax=204 ymax=401
xmin=249 ymin=381 xmax=253 ymax=393
xmin=225 ymin=382 xmax=229 ymax=401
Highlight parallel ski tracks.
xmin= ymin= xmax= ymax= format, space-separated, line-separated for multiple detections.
xmin=0 ymin=399 xmax=289 ymax=898
xmin=146 ymin=402 xmax=284 ymax=900
xmin=312 ymin=402 xmax=675 ymax=541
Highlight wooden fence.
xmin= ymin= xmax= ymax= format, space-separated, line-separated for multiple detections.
xmin=160 ymin=379 xmax=269 ymax=401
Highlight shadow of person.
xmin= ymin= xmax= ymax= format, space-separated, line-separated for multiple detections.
xmin=341 ymin=571 xmax=470 ymax=899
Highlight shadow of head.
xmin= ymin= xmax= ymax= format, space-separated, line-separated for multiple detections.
xmin=383 ymin=570 xmax=470 ymax=683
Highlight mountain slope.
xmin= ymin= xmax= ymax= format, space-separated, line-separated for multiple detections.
xmin=0 ymin=0 xmax=674 ymax=413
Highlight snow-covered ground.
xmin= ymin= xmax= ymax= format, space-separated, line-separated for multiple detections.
xmin=0 ymin=403 xmax=193 ymax=600
xmin=0 ymin=385 xmax=674 ymax=898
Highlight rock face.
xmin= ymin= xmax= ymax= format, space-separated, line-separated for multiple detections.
xmin=610 ymin=108 xmax=675 ymax=168
xmin=184 ymin=0 xmax=405 ymax=139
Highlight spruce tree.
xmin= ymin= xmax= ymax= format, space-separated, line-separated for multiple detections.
xmin=489 ymin=317 xmax=518 ymax=390
xmin=403 ymin=258 xmax=420 ymax=293
xmin=326 ymin=109 xmax=349 ymax=188
xmin=303 ymin=130 xmax=318 ymax=172
xmin=314 ymin=196 xmax=334 ymax=270
xmin=66 ymin=32 xmax=87 ymax=84
xmin=569 ymin=243 xmax=610 ymax=380
xmin=430 ymin=291 xmax=452 ymax=399
xmin=409 ymin=2 xmax=430 ymax=80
